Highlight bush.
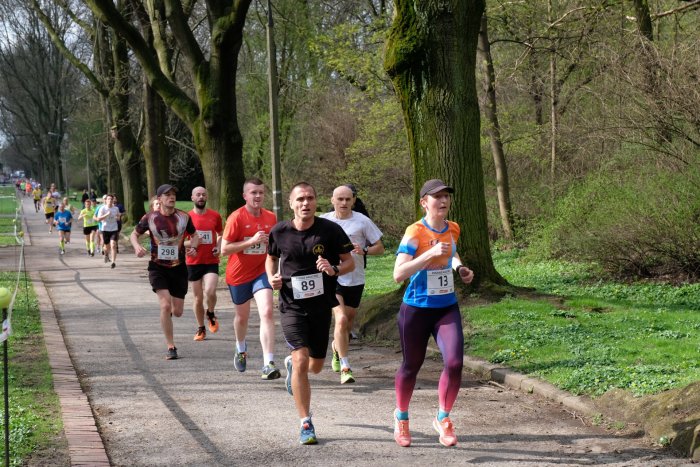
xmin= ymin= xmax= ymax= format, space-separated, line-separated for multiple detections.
xmin=528 ymin=163 xmax=700 ymax=280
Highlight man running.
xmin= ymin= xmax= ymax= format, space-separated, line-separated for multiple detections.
xmin=43 ymin=190 xmax=57 ymax=233
xmin=32 ymin=185 xmax=42 ymax=212
xmin=95 ymin=194 xmax=121 ymax=268
xmin=78 ymin=199 xmax=98 ymax=256
xmin=130 ymin=184 xmax=199 ymax=360
xmin=186 ymin=187 xmax=223 ymax=342
xmin=53 ymin=202 xmax=73 ymax=255
xmin=320 ymin=185 xmax=384 ymax=384
xmin=221 ymin=178 xmax=279 ymax=379
xmin=265 ymin=182 xmax=354 ymax=444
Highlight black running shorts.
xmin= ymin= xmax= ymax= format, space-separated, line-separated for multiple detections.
xmin=280 ymin=304 xmax=332 ymax=359
xmin=187 ymin=263 xmax=219 ymax=282
xmin=148 ymin=262 xmax=188 ymax=299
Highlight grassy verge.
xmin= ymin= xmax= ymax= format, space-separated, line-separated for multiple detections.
xmin=362 ymin=251 xmax=700 ymax=397
xmin=0 ymin=272 xmax=64 ymax=466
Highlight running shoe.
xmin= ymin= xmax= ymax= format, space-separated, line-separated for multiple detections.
xmin=104 ymin=253 xmax=109 ymax=263
xmin=284 ymin=355 xmax=293 ymax=395
xmin=393 ymin=409 xmax=411 ymax=447
xmin=261 ymin=362 xmax=281 ymax=380
xmin=60 ymin=248 xmax=65 ymax=255
xmin=206 ymin=310 xmax=219 ymax=333
xmin=90 ymin=251 xmax=94 ymax=257
xmin=340 ymin=368 xmax=355 ymax=384
xmin=433 ymin=416 xmax=457 ymax=447
xmin=193 ymin=326 xmax=206 ymax=341
xmin=331 ymin=346 xmax=341 ymax=373
xmin=299 ymin=419 xmax=317 ymax=445
xmin=234 ymin=351 xmax=247 ymax=372
xmin=166 ymin=347 xmax=178 ymax=360
xmin=111 ymin=262 xmax=116 ymax=269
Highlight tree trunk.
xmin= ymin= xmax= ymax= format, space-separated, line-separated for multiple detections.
xmin=478 ymin=14 xmax=514 ymax=243
xmin=385 ymin=0 xmax=506 ymax=287
xmin=142 ymin=81 xmax=169 ymax=197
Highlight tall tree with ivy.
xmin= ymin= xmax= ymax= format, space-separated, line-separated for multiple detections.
xmin=385 ymin=0 xmax=506 ymax=287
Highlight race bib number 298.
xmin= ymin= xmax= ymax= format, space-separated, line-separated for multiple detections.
xmin=158 ymin=245 xmax=178 ymax=261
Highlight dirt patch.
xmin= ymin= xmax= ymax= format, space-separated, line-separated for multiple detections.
xmin=595 ymin=382 xmax=700 ymax=460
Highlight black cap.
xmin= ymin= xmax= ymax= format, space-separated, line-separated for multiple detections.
xmin=156 ymin=184 xmax=178 ymax=197
xmin=419 ymin=179 xmax=454 ymax=198
xmin=344 ymin=183 xmax=358 ymax=196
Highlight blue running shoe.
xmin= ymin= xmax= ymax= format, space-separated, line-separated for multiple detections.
xmin=234 ymin=350 xmax=247 ymax=372
xmin=285 ymin=355 xmax=293 ymax=395
xmin=299 ymin=419 xmax=317 ymax=445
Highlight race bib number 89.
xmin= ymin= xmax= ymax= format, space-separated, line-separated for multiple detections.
xmin=291 ymin=273 xmax=324 ymax=299
xmin=158 ymin=245 xmax=178 ymax=261
xmin=427 ymin=268 xmax=454 ymax=295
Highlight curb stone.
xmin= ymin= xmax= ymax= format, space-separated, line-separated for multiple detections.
xmin=462 ymin=354 xmax=597 ymax=417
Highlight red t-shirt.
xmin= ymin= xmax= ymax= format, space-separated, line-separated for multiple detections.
xmin=186 ymin=208 xmax=224 ymax=265
xmin=223 ymin=206 xmax=277 ymax=285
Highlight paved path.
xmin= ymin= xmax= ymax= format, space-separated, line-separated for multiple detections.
xmin=18 ymin=196 xmax=687 ymax=466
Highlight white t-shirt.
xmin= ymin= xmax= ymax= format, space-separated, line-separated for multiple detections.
xmin=320 ymin=211 xmax=382 ymax=286
xmin=97 ymin=205 xmax=120 ymax=232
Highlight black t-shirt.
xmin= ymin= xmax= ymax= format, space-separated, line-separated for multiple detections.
xmin=268 ymin=217 xmax=353 ymax=312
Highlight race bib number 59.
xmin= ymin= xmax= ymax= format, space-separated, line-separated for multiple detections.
xmin=243 ymin=236 xmax=266 ymax=255
xmin=291 ymin=273 xmax=324 ymax=299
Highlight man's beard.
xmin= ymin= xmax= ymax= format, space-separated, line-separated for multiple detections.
xmin=195 ymin=201 xmax=207 ymax=209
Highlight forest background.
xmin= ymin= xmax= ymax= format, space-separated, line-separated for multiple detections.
xmin=0 ymin=0 xmax=698 ymax=280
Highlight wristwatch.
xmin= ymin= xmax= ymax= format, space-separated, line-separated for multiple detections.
xmin=331 ymin=265 xmax=340 ymax=276
xmin=362 ymin=246 xmax=369 ymax=255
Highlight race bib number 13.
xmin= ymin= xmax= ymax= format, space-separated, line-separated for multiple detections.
xmin=427 ymin=268 xmax=454 ymax=295
xmin=291 ymin=273 xmax=324 ymax=299
xmin=157 ymin=245 xmax=178 ymax=261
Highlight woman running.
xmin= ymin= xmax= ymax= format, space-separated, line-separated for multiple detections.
xmin=79 ymin=199 xmax=98 ymax=256
xmin=392 ymin=179 xmax=474 ymax=448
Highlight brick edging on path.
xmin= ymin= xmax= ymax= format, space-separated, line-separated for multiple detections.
xmin=32 ymin=272 xmax=110 ymax=466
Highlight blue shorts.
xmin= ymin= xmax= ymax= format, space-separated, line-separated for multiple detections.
xmin=228 ymin=272 xmax=271 ymax=305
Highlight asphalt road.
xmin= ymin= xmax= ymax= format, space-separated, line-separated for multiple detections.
xmin=18 ymin=196 xmax=688 ymax=466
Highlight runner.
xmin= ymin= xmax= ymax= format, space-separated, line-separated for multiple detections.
xmin=130 ymin=184 xmax=199 ymax=360
xmin=265 ymin=182 xmax=354 ymax=444
xmin=53 ymin=202 xmax=73 ymax=255
xmin=320 ymin=185 xmax=384 ymax=384
xmin=185 ymin=187 xmax=223 ymax=342
xmin=220 ymin=178 xmax=279 ymax=379
xmin=78 ymin=199 xmax=98 ymax=256
xmin=391 ymin=179 xmax=474 ymax=448
xmin=43 ymin=190 xmax=57 ymax=233
xmin=32 ymin=185 xmax=42 ymax=212
xmin=95 ymin=194 xmax=121 ymax=268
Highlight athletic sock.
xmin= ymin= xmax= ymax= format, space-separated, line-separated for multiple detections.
xmin=264 ymin=353 xmax=274 ymax=366
xmin=300 ymin=415 xmax=312 ymax=426
xmin=395 ymin=410 xmax=409 ymax=421
xmin=236 ymin=341 xmax=247 ymax=353
xmin=437 ymin=410 xmax=450 ymax=422
xmin=340 ymin=357 xmax=350 ymax=370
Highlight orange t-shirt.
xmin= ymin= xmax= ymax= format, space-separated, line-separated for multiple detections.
xmin=223 ymin=206 xmax=277 ymax=285
xmin=185 ymin=209 xmax=223 ymax=265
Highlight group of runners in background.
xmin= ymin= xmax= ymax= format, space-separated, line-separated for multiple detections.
xmin=28 ymin=176 xmax=475 ymax=449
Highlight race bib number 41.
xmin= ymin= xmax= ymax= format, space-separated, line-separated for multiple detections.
xmin=427 ymin=268 xmax=454 ymax=295
xmin=157 ymin=245 xmax=178 ymax=261
xmin=197 ymin=230 xmax=213 ymax=244
xmin=291 ymin=273 xmax=324 ymax=299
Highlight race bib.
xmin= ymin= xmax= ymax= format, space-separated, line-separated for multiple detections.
xmin=291 ymin=273 xmax=324 ymax=299
xmin=197 ymin=230 xmax=213 ymax=244
xmin=243 ymin=236 xmax=266 ymax=255
xmin=157 ymin=244 xmax=178 ymax=261
xmin=427 ymin=268 xmax=454 ymax=295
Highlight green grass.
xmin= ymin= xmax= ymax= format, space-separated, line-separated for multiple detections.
xmin=0 ymin=272 xmax=63 ymax=466
xmin=361 ymin=250 xmax=700 ymax=397
xmin=463 ymin=249 xmax=700 ymax=397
